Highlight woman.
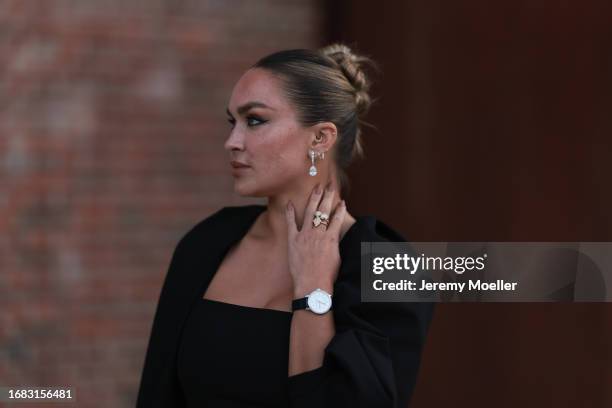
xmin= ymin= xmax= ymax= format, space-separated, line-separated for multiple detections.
xmin=136 ymin=43 xmax=434 ymax=408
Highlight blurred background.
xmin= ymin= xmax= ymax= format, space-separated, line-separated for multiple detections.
xmin=1 ymin=0 xmax=610 ymax=407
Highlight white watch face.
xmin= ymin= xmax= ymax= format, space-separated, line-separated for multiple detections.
xmin=307 ymin=289 xmax=332 ymax=314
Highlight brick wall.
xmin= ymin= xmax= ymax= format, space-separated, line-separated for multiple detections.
xmin=0 ymin=1 xmax=324 ymax=406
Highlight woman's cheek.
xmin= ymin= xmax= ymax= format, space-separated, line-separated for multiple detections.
xmin=280 ymin=150 xmax=305 ymax=175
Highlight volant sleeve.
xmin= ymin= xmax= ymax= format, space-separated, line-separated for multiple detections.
xmin=136 ymin=234 xmax=191 ymax=407
xmin=286 ymin=236 xmax=435 ymax=408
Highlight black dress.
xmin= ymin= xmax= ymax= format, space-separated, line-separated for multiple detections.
xmin=136 ymin=205 xmax=434 ymax=408
xmin=178 ymin=298 xmax=293 ymax=407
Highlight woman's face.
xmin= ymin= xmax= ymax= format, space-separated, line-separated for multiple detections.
xmin=225 ymin=68 xmax=312 ymax=197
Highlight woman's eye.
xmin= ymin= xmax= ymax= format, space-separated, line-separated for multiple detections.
xmin=246 ymin=116 xmax=266 ymax=127
xmin=226 ymin=116 xmax=266 ymax=128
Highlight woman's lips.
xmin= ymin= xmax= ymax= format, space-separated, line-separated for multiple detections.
xmin=230 ymin=160 xmax=250 ymax=168
xmin=230 ymin=161 xmax=251 ymax=176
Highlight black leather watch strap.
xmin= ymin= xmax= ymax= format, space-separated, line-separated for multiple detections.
xmin=292 ymin=297 xmax=309 ymax=311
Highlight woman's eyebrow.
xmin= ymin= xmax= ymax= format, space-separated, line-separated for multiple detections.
xmin=226 ymin=101 xmax=275 ymax=116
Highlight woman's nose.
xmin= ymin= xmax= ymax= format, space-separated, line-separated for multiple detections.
xmin=224 ymin=129 xmax=245 ymax=151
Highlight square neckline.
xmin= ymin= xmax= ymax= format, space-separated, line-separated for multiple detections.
xmin=200 ymin=296 xmax=293 ymax=316
xmin=201 ymin=204 xmax=361 ymax=315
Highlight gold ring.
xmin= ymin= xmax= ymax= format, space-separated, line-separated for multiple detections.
xmin=316 ymin=210 xmax=330 ymax=219
xmin=312 ymin=211 xmax=330 ymax=228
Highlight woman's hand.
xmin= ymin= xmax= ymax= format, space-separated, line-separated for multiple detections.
xmin=285 ymin=182 xmax=347 ymax=297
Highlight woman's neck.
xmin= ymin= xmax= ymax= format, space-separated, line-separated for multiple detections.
xmin=254 ymin=177 xmax=343 ymax=244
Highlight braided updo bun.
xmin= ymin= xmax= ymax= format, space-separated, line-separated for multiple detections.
xmin=320 ymin=43 xmax=374 ymax=117
xmin=252 ymin=43 xmax=378 ymax=195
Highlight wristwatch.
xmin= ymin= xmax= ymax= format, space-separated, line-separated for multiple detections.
xmin=292 ymin=288 xmax=333 ymax=314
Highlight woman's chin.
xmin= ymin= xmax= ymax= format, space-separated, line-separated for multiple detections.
xmin=233 ymin=180 xmax=265 ymax=197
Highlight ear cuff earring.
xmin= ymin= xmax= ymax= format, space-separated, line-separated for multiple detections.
xmin=308 ymin=149 xmax=325 ymax=177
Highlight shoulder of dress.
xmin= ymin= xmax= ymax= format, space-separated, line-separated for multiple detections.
xmin=372 ymin=217 xmax=408 ymax=242
xmin=350 ymin=215 xmax=408 ymax=243
xmin=177 ymin=204 xmax=266 ymax=248
xmin=339 ymin=215 xmax=408 ymax=266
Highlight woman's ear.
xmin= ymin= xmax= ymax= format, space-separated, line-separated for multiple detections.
xmin=310 ymin=121 xmax=338 ymax=152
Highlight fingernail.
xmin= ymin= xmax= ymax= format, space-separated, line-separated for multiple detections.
xmin=341 ymin=200 xmax=346 ymax=206
xmin=286 ymin=200 xmax=292 ymax=210
xmin=315 ymin=183 xmax=322 ymax=193
xmin=326 ymin=182 xmax=332 ymax=192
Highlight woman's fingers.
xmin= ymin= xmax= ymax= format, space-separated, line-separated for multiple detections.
xmin=285 ymin=200 xmax=298 ymax=238
xmin=317 ymin=182 xmax=335 ymax=228
xmin=327 ymin=199 xmax=347 ymax=238
xmin=304 ymin=183 xmax=323 ymax=228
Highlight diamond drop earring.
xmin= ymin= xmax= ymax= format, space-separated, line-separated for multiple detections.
xmin=308 ymin=149 xmax=325 ymax=177
xmin=309 ymin=149 xmax=318 ymax=176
